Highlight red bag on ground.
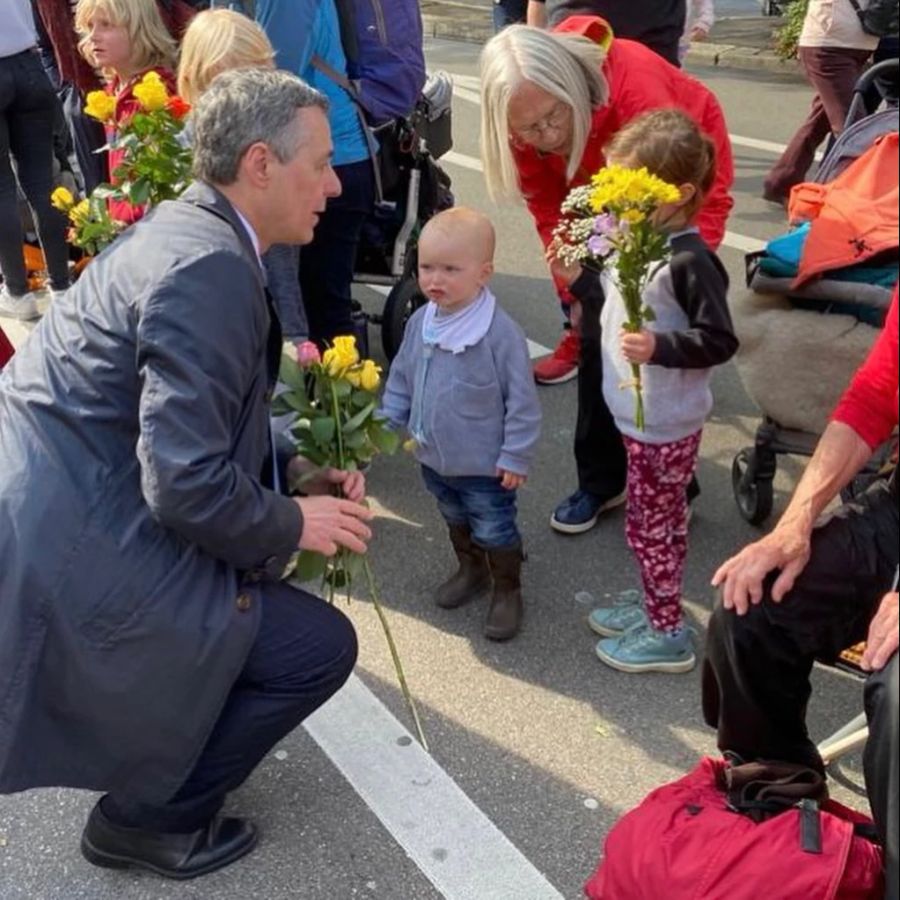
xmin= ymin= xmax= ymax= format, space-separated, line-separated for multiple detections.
xmin=0 ymin=326 xmax=14 ymax=369
xmin=584 ymin=757 xmax=884 ymax=900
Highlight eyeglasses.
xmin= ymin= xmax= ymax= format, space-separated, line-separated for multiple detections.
xmin=511 ymin=101 xmax=571 ymax=141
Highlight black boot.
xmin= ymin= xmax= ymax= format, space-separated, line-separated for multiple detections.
xmin=80 ymin=799 xmax=259 ymax=880
xmin=484 ymin=545 xmax=525 ymax=641
xmin=435 ymin=523 xmax=491 ymax=609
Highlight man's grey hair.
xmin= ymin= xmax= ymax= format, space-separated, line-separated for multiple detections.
xmin=192 ymin=68 xmax=328 ymax=186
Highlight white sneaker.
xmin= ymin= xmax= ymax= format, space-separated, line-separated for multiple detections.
xmin=0 ymin=286 xmax=40 ymax=321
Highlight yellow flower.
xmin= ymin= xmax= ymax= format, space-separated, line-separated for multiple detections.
xmin=133 ymin=72 xmax=169 ymax=112
xmin=358 ymin=359 xmax=382 ymax=392
xmin=344 ymin=367 xmax=362 ymax=388
xmin=321 ymin=348 xmax=344 ymax=376
xmin=68 ymin=200 xmax=91 ymax=227
xmin=620 ymin=209 xmax=646 ymax=226
xmin=588 ymin=164 xmax=681 ymax=214
xmin=51 ymin=186 xmax=75 ymax=212
xmin=83 ymin=90 xmax=117 ymax=124
xmin=331 ymin=335 xmax=360 ymax=369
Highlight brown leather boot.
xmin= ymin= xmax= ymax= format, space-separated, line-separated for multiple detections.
xmin=434 ymin=524 xmax=491 ymax=609
xmin=484 ymin=545 xmax=524 ymax=641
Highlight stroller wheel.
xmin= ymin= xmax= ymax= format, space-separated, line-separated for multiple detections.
xmin=382 ymin=276 xmax=425 ymax=361
xmin=732 ymin=448 xmax=774 ymax=527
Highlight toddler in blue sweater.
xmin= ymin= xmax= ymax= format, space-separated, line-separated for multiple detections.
xmin=381 ymin=207 xmax=542 ymax=640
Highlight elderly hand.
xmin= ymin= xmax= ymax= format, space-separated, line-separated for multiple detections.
xmin=287 ymin=456 xmax=366 ymax=503
xmin=861 ymin=591 xmax=899 ymax=671
xmin=621 ymin=329 xmax=657 ymax=365
xmin=295 ymin=495 xmax=374 ymax=556
xmin=711 ymin=526 xmax=812 ymax=616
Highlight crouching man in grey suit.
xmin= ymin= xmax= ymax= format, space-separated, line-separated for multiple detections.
xmin=0 ymin=68 xmax=373 ymax=879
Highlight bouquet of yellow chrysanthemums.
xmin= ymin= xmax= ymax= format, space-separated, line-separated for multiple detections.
xmin=551 ymin=165 xmax=681 ymax=430
xmin=50 ymin=73 xmax=192 ymax=257
xmin=274 ymin=336 xmax=428 ymax=747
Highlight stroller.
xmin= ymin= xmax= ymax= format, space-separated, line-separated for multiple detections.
xmin=352 ymin=72 xmax=454 ymax=360
xmin=731 ymin=60 xmax=899 ymax=525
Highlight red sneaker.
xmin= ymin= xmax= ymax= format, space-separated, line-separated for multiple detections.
xmin=534 ymin=328 xmax=580 ymax=385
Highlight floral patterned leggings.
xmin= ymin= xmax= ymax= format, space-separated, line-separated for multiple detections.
xmin=623 ymin=430 xmax=703 ymax=634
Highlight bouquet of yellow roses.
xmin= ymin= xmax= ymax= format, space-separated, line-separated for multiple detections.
xmin=50 ymin=73 xmax=193 ymax=258
xmin=84 ymin=71 xmax=193 ymax=210
xmin=551 ymin=165 xmax=681 ymax=430
xmin=274 ymin=337 xmax=428 ymax=747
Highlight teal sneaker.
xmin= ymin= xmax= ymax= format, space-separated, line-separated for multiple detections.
xmin=595 ymin=622 xmax=696 ymax=674
xmin=587 ymin=590 xmax=647 ymax=637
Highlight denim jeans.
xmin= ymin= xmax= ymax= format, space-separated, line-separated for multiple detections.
xmin=422 ymin=465 xmax=521 ymax=548
xmin=0 ymin=49 xmax=70 ymax=295
xmin=103 ymin=580 xmax=358 ymax=832
xmin=300 ymin=159 xmax=374 ymax=346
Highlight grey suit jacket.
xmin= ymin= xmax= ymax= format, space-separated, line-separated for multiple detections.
xmin=0 ymin=182 xmax=302 ymax=802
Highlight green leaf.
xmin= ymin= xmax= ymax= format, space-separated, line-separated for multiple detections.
xmin=278 ymin=354 xmax=306 ymax=391
xmin=342 ymin=400 xmax=376 ymax=436
xmin=310 ymin=416 xmax=336 ymax=446
xmin=293 ymin=551 xmax=328 ymax=583
xmin=129 ymin=179 xmax=152 ymax=206
xmin=371 ymin=425 xmax=400 ymax=455
xmin=332 ymin=379 xmax=352 ymax=400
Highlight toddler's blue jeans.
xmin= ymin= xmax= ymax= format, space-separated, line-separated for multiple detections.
xmin=422 ymin=465 xmax=520 ymax=548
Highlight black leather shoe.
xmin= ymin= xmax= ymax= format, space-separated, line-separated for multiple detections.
xmin=80 ymin=801 xmax=259 ymax=880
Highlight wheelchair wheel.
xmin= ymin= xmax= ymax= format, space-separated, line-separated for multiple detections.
xmin=382 ymin=275 xmax=425 ymax=361
xmin=732 ymin=448 xmax=774 ymax=526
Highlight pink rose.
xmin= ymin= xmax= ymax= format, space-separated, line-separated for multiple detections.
xmin=296 ymin=341 xmax=321 ymax=368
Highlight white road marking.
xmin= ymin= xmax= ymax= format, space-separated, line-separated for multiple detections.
xmin=443 ymin=149 xmax=485 ymax=172
xmin=305 ymin=675 xmax=565 ymax=900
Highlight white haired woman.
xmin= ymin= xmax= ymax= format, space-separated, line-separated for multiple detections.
xmin=480 ymin=16 xmax=734 ymax=535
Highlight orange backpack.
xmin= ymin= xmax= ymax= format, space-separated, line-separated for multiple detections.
xmin=789 ymin=133 xmax=899 ymax=289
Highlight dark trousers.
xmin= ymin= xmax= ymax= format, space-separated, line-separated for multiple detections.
xmin=575 ymin=285 xmax=628 ymax=499
xmin=300 ymin=159 xmax=374 ymax=347
xmin=61 ymin=84 xmax=106 ymax=195
xmin=0 ymin=49 xmax=70 ymax=295
xmin=493 ymin=0 xmax=527 ymax=30
xmin=703 ymin=479 xmax=899 ymax=896
xmin=104 ymin=581 xmax=358 ymax=833
xmin=765 ymin=46 xmax=872 ymax=200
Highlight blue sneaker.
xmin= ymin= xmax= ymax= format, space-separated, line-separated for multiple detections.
xmin=595 ymin=623 xmax=696 ymax=674
xmin=550 ymin=488 xmax=627 ymax=535
xmin=588 ymin=590 xmax=648 ymax=637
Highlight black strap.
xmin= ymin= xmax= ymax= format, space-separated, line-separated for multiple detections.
xmin=309 ymin=54 xmax=388 ymax=207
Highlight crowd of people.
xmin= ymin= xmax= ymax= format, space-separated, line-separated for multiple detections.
xmin=0 ymin=0 xmax=897 ymax=894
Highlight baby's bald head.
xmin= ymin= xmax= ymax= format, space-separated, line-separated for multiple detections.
xmin=418 ymin=207 xmax=496 ymax=264
xmin=416 ymin=207 xmax=497 ymax=311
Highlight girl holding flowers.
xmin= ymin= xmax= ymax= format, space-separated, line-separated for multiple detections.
xmin=553 ymin=110 xmax=738 ymax=674
xmin=75 ymin=0 xmax=177 ymax=224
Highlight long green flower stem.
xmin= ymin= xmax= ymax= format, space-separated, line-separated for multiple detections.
xmin=327 ymin=374 xmax=428 ymax=750
xmin=364 ymin=558 xmax=429 ymax=751
xmin=630 ymin=362 xmax=645 ymax=432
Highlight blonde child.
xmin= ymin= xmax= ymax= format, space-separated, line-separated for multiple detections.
xmin=381 ymin=208 xmax=542 ymax=641
xmin=177 ymin=8 xmax=274 ymax=106
xmin=177 ymin=10 xmax=308 ymax=339
xmin=555 ymin=109 xmax=738 ymax=673
xmin=75 ymin=0 xmax=178 ymax=224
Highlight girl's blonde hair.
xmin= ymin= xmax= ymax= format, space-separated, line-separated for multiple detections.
xmin=606 ymin=109 xmax=717 ymax=218
xmin=75 ymin=0 xmax=177 ymax=78
xmin=479 ymin=25 xmax=609 ymax=201
xmin=178 ymin=9 xmax=276 ymax=106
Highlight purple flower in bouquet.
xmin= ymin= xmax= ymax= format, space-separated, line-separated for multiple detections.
xmin=587 ymin=233 xmax=613 ymax=258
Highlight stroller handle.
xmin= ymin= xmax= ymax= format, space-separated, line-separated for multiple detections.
xmin=845 ymin=58 xmax=899 ymax=132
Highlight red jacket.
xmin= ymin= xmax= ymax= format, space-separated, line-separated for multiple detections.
xmin=513 ymin=16 xmax=734 ymax=300
xmin=832 ymin=287 xmax=899 ymax=451
xmin=106 ymin=67 xmax=178 ymax=226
